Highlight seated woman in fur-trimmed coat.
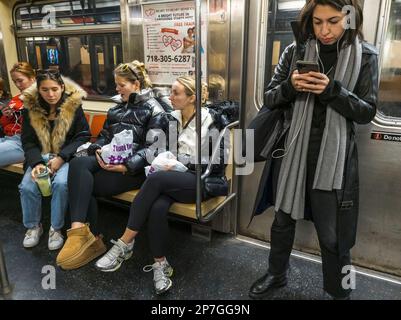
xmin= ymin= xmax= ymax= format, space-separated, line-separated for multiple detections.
xmin=19 ymin=70 xmax=90 ymax=251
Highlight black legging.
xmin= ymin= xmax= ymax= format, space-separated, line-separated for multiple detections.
xmin=127 ymin=171 xmax=198 ymax=258
xmin=68 ymin=156 xmax=146 ymax=235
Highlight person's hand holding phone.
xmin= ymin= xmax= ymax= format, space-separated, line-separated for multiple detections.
xmin=292 ymin=60 xmax=330 ymax=95
xmin=291 ymin=70 xmax=313 ymax=92
xmin=0 ymin=104 xmax=13 ymax=117
xmin=95 ymin=149 xmax=127 ymax=174
xmin=298 ymin=71 xmax=330 ymax=95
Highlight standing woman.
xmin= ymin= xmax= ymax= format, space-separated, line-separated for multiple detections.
xmin=57 ymin=61 xmax=169 ymax=270
xmin=249 ymin=0 xmax=378 ymax=299
xmin=19 ymin=70 xmax=90 ymax=250
xmin=0 ymin=62 xmax=35 ymax=167
xmin=94 ymin=76 xmax=229 ymax=295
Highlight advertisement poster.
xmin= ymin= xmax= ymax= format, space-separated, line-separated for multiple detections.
xmin=142 ymin=1 xmax=207 ymax=85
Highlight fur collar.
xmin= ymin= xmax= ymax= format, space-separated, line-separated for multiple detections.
xmin=22 ymin=77 xmax=87 ymax=154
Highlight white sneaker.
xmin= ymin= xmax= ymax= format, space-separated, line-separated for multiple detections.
xmin=95 ymin=239 xmax=134 ymax=272
xmin=143 ymin=259 xmax=173 ymax=295
xmin=23 ymin=225 xmax=43 ymax=248
xmin=48 ymin=226 xmax=64 ymax=251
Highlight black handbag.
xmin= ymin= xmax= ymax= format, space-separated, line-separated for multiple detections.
xmin=244 ymin=105 xmax=284 ymax=162
xmin=203 ymin=176 xmax=229 ymax=198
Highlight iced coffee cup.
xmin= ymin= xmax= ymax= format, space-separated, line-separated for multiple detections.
xmin=35 ymin=167 xmax=52 ymax=197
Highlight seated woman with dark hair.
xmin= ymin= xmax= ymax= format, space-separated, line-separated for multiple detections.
xmin=19 ymin=70 xmax=90 ymax=250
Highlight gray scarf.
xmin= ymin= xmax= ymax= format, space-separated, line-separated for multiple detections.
xmin=274 ymin=37 xmax=362 ymax=220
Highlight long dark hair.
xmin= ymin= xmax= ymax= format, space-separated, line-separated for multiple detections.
xmin=298 ymin=0 xmax=364 ymax=47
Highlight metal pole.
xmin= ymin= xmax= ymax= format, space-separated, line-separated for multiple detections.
xmin=0 ymin=242 xmax=12 ymax=295
xmin=195 ymin=0 xmax=203 ymax=220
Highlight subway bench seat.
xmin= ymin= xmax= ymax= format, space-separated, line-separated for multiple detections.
xmin=1 ymin=112 xmax=236 ymax=221
xmin=1 ymin=162 xmax=229 ymax=220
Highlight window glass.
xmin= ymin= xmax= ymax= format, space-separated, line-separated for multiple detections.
xmin=18 ymin=34 xmax=123 ymax=98
xmin=15 ymin=0 xmax=121 ymax=30
xmin=263 ymin=0 xmax=305 ymax=94
xmin=378 ymin=0 xmax=401 ymax=118
xmin=15 ymin=0 xmax=122 ymax=99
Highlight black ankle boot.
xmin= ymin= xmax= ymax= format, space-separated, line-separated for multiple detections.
xmin=248 ymin=271 xmax=288 ymax=299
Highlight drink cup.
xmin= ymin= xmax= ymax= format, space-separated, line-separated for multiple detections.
xmin=35 ymin=167 xmax=52 ymax=197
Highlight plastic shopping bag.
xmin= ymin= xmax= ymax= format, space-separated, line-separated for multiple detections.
xmin=101 ymin=129 xmax=133 ymax=164
xmin=145 ymin=151 xmax=188 ymax=176
xmin=75 ymin=142 xmax=92 ymax=157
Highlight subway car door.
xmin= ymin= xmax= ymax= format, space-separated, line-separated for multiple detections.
xmin=237 ymin=0 xmax=401 ymax=277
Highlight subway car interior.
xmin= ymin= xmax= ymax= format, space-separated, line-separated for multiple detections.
xmin=0 ymin=0 xmax=400 ymax=301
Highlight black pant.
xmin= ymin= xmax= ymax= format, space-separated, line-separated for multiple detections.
xmin=68 ymin=156 xmax=146 ymax=235
xmin=127 ymin=171 xmax=198 ymax=258
xmin=268 ymin=132 xmax=352 ymax=298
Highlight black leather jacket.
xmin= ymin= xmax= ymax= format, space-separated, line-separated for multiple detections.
xmin=88 ymin=89 xmax=169 ymax=175
xmin=265 ymin=41 xmax=378 ymax=126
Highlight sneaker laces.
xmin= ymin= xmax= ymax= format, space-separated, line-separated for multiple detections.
xmin=143 ymin=262 xmax=169 ymax=283
xmin=104 ymin=239 xmax=126 ymax=261
xmin=25 ymin=229 xmax=34 ymax=238
xmin=26 ymin=226 xmax=40 ymax=238
xmin=49 ymin=229 xmax=62 ymax=240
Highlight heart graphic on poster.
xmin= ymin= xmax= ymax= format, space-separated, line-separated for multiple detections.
xmin=145 ymin=9 xmax=156 ymax=16
xmin=170 ymin=39 xmax=182 ymax=51
xmin=162 ymin=35 xmax=174 ymax=47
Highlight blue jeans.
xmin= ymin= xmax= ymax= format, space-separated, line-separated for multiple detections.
xmin=19 ymin=155 xmax=69 ymax=230
xmin=0 ymin=135 xmax=24 ymax=167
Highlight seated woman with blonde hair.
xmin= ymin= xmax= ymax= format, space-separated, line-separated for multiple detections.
xmin=57 ymin=61 xmax=169 ymax=270
xmin=94 ymin=76 xmax=231 ymax=295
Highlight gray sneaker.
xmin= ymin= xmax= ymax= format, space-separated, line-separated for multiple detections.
xmin=95 ymin=239 xmax=134 ymax=272
xmin=23 ymin=225 xmax=43 ymax=248
xmin=143 ymin=259 xmax=173 ymax=294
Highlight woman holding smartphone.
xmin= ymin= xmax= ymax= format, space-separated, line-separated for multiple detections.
xmin=249 ymin=0 xmax=378 ymax=300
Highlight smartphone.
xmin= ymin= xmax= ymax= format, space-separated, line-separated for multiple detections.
xmin=296 ymin=60 xmax=319 ymax=74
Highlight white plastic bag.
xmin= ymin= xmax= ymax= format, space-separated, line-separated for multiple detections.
xmin=74 ymin=142 xmax=92 ymax=157
xmin=101 ymin=129 xmax=133 ymax=164
xmin=145 ymin=151 xmax=188 ymax=176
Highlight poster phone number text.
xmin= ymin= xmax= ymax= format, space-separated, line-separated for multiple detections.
xmin=147 ymin=55 xmax=191 ymax=63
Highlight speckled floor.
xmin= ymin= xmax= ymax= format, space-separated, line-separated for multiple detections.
xmin=1 ymin=170 xmax=400 ymax=300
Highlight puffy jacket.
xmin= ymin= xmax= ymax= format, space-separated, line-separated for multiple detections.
xmin=88 ymin=89 xmax=169 ymax=175
xmin=0 ymin=95 xmax=23 ymax=136
xmin=21 ymin=78 xmax=91 ymax=169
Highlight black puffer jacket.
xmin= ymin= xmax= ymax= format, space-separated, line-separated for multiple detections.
xmin=88 ymin=89 xmax=169 ymax=175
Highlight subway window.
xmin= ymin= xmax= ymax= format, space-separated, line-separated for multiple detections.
xmin=263 ymin=0 xmax=305 ymax=92
xmin=13 ymin=0 xmax=122 ymax=99
xmin=377 ymin=0 xmax=401 ymax=118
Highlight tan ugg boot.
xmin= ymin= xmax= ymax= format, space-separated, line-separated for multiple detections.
xmin=56 ymin=224 xmax=106 ymax=270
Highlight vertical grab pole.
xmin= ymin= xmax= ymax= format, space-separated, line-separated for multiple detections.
xmin=0 ymin=242 xmax=12 ymax=295
xmin=195 ymin=0 xmax=203 ymax=220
